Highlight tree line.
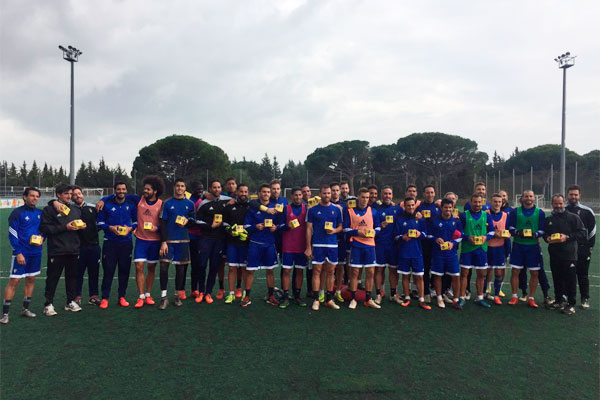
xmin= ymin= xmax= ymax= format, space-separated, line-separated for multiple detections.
xmin=2 ymin=132 xmax=598 ymax=198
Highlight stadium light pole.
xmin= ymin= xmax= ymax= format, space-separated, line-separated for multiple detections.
xmin=554 ymin=51 xmax=575 ymax=195
xmin=58 ymin=45 xmax=82 ymax=185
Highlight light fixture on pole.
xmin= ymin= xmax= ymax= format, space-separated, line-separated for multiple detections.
xmin=58 ymin=45 xmax=82 ymax=185
xmin=554 ymin=51 xmax=575 ymax=195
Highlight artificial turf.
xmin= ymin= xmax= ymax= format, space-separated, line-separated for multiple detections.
xmin=0 ymin=209 xmax=598 ymax=400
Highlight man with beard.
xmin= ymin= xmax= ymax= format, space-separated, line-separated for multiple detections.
xmin=222 ymin=184 xmax=250 ymax=304
xmin=97 ymin=182 xmax=137 ymax=309
xmin=375 ymin=186 xmax=401 ymax=304
xmin=282 ymin=188 xmax=309 ymax=307
xmin=565 ymin=184 xmax=596 ymax=309
xmin=2 ymin=188 xmax=43 ymax=324
xmin=305 ymin=185 xmax=343 ymax=311
xmin=394 ymin=197 xmax=429 ymax=310
xmin=242 ymin=184 xmax=281 ymax=307
xmin=416 ymin=185 xmax=441 ymax=303
xmin=459 ymin=194 xmax=495 ymax=308
xmin=544 ymin=194 xmax=586 ymax=314
xmin=507 ymin=190 xmax=547 ymax=308
xmin=345 ymin=188 xmax=381 ymax=310
xmin=158 ymin=179 xmax=195 ymax=309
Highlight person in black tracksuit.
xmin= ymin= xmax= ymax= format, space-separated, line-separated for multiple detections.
xmin=565 ymin=185 xmax=596 ymax=307
xmin=543 ymin=194 xmax=587 ymax=313
xmin=49 ymin=186 xmax=101 ymax=305
xmin=222 ymin=185 xmax=250 ymax=300
xmin=40 ymin=184 xmax=83 ymax=313
xmin=196 ymin=179 xmax=230 ymax=298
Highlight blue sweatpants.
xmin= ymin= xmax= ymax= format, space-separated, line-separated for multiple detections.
xmin=101 ymin=240 xmax=133 ymax=299
xmin=198 ymin=238 xmax=224 ymax=295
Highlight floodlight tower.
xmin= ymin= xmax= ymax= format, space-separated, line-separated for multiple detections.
xmin=58 ymin=45 xmax=82 ymax=185
xmin=554 ymin=51 xmax=575 ymax=196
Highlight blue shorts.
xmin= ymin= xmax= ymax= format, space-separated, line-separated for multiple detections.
xmin=247 ymin=242 xmax=278 ymax=271
xmin=431 ymin=256 xmax=459 ymax=276
xmin=337 ymin=238 xmax=347 ymax=264
xmin=510 ymin=242 xmax=542 ymax=271
xmin=312 ymin=246 xmax=338 ymax=265
xmin=134 ymin=238 xmax=160 ymax=263
xmin=227 ymin=244 xmax=248 ymax=267
xmin=349 ymin=246 xmax=377 ymax=268
xmin=375 ymin=242 xmax=398 ymax=267
xmin=398 ymin=257 xmax=424 ymax=275
xmin=10 ymin=254 xmax=42 ymax=278
xmin=282 ymin=252 xmax=308 ymax=269
xmin=459 ymin=248 xmax=488 ymax=269
xmin=160 ymin=242 xmax=190 ymax=265
xmin=487 ymin=246 xmax=506 ymax=269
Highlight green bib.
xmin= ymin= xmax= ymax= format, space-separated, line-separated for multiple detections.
xmin=461 ymin=210 xmax=488 ymax=253
xmin=513 ymin=206 xmax=539 ymax=245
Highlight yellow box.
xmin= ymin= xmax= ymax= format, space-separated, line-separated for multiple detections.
xmin=452 ymin=209 xmax=459 ymax=218
xmin=60 ymin=205 xmax=70 ymax=216
xmin=73 ymin=219 xmax=85 ymax=228
xmin=308 ymin=197 xmax=319 ymax=207
xmin=214 ymin=214 xmax=223 ymax=223
xmin=250 ymin=194 xmax=258 ymax=200
xmin=550 ymin=233 xmax=561 ymax=241
xmin=473 ymin=236 xmax=484 ymax=245
xmin=116 ymin=226 xmax=128 ymax=236
xmin=275 ymin=203 xmax=284 ymax=212
xmin=408 ymin=229 xmax=418 ymax=238
xmin=365 ymin=228 xmax=375 ymax=238
xmin=324 ymin=221 xmax=333 ymax=230
xmin=144 ymin=222 xmax=153 ymax=230
xmin=175 ymin=216 xmax=187 ymax=226
xmin=236 ymin=225 xmax=245 ymax=233
xmin=422 ymin=209 xmax=431 ymax=218
xmin=501 ymin=230 xmax=511 ymax=238
xmin=523 ymin=229 xmax=532 ymax=237
xmin=264 ymin=219 xmax=273 ymax=227
xmin=30 ymin=235 xmax=43 ymax=245
xmin=347 ymin=199 xmax=356 ymax=208
xmin=385 ymin=215 xmax=394 ymax=223
xmin=290 ymin=219 xmax=300 ymax=228
xmin=440 ymin=241 xmax=451 ymax=251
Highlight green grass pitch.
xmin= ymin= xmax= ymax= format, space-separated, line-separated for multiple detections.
xmin=0 ymin=208 xmax=598 ymax=399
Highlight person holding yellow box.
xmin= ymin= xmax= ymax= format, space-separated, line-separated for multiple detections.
xmin=458 ymin=194 xmax=495 ymax=308
xmin=305 ymin=185 xmax=343 ymax=311
xmin=393 ymin=197 xmax=429 ymax=310
xmin=543 ymin=194 xmax=586 ymax=314
xmin=2 ymin=188 xmax=44 ymax=324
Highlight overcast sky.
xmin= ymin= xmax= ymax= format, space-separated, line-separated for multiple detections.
xmin=1 ymin=0 xmax=598 ymax=174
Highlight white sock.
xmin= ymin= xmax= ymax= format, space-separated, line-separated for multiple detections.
xmin=145 ymin=292 xmax=151 ymax=298
xmin=512 ymin=294 xmax=518 ymax=298
xmin=477 ymin=295 xmax=484 ymax=300
xmin=437 ymin=295 xmax=443 ymax=301
xmin=161 ymin=290 xmax=167 ymax=297
xmin=419 ymin=297 xmax=425 ymax=302
xmin=336 ymin=290 xmax=341 ymax=294
xmin=139 ymin=294 xmax=145 ymax=299
xmin=319 ymin=289 xmax=325 ymax=295
xmin=229 ymin=291 xmax=234 ymax=295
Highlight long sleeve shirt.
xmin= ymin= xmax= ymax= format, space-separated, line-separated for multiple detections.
xmin=8 ymin=205 xmax=43 ymax=256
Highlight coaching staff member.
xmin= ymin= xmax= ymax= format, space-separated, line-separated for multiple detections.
xmin=544 ymin=194 xmax=586 ymax=315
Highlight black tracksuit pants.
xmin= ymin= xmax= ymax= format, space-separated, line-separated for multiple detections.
xmin=45 ymin=254 xmax=79 ymax=306
xmin=549 ymin=257 xmax=577 ymax=306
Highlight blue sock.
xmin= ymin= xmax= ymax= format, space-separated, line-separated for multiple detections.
xmin=494 ymin=277 xmax=502 ymax=296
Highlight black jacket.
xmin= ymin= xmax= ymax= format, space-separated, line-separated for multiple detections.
xmin=566 ymin=203 xmax=596 ymax=257
xmin=196 ymin=197 xmax=230 ymax=240
xmin=75 ymin=203 xmax=100 ymax=247
xmin=40 ymin=201 xmax=81 ymax=256
xmin=223 ymin=200 xmax=250 ymax=246
xmin=544 ymin=210 xmax=586 ymax=261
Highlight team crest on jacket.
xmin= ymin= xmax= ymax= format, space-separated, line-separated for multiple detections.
xmin=438 ymin=222 xmax=443 ymax=227
xmin=25 ymin=216 xmax=29 ymax=221
xmin=403 ymin=222 xmax=407 ymax=226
